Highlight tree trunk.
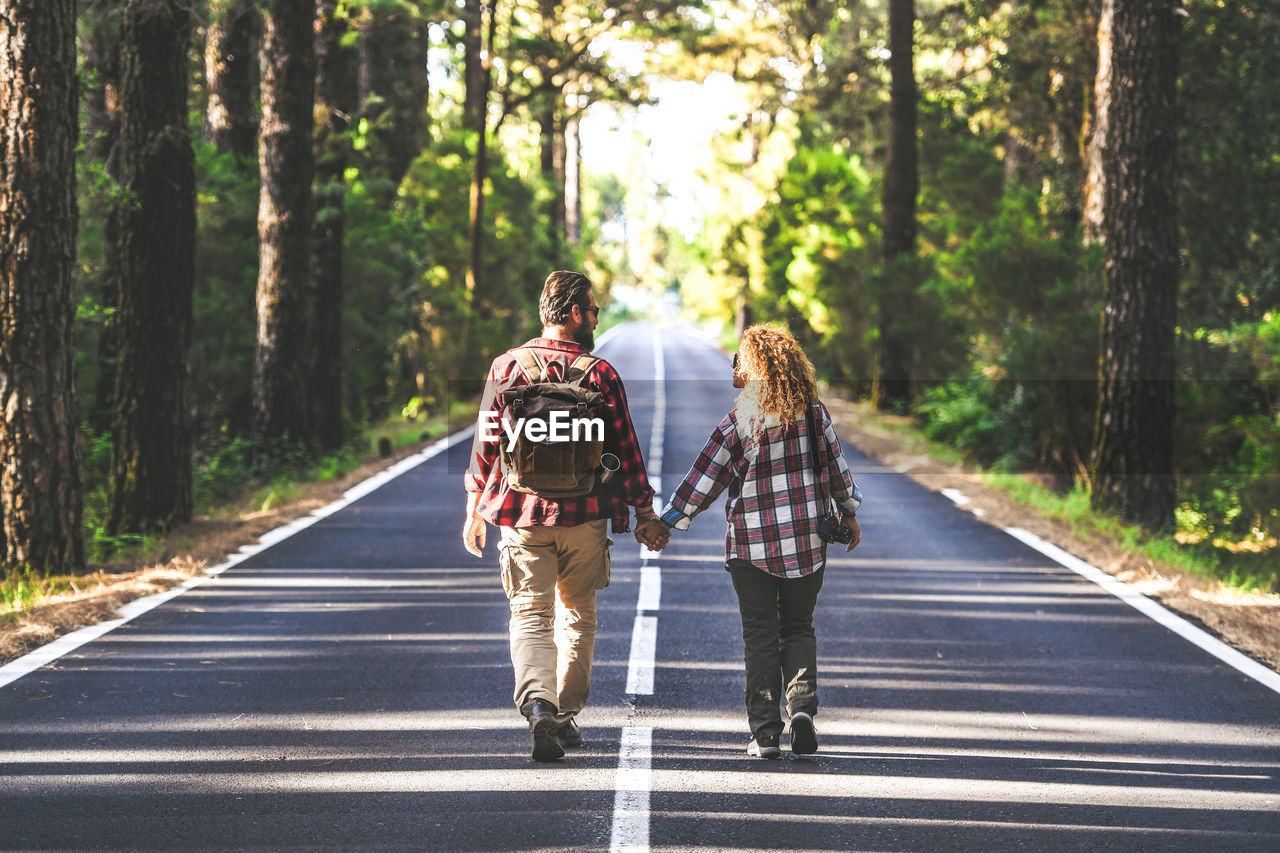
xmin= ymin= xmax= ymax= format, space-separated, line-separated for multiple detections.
xmin=565 ymin=114 xmax=582 ymax=246
xmin=83 ymin=0 xmax=122 ymax=166
xmin=1089 ymin=0 xmax=1179 ymax=532
xmin=203 ymin=0 xmax=258 ymax=159
xmin=358 ymin=5 xmax=427 ymax=194
xmin=539 ymin=98 xmax=566 ymax=265
xmin=255 ymin=0 xmax=316 ymax=449
xmin=82 ymin=0 xmax=124 ymax=434
xmin=107 ymin=0 xmax=197 ymax=535
xmin=311 ymin=0 xmax=356 ymax=453
xmin=466 ymin=0 xmax=497 ymax=301
xmin=463 ymin=0 xmax=485 ymax=135
xmin=0 ymin=0 xmax=85 ymax=573
xmin=1082 ymin=0 xmax=1113 ymax=246
xmin=874 ymin=0 xmax=918 ymax=410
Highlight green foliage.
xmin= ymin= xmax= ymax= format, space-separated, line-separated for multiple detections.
xmin=191 ymin=141 xmax=260 ymax=439
xmin=755 ymin=145 xmax=880 ymax=383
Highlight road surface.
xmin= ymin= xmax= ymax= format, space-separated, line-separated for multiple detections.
xmin=2 ymin=324 xmax=1278 ymax=851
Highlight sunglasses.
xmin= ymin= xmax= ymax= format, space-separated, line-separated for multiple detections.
xmin=732 ymin=353 xmax=739 ymax=372
xmin=582 ymin=304 xmax=600 ymax=318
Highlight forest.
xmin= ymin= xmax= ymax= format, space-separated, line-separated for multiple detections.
xmin=1 ymin=0 xmax=1276 ymax=594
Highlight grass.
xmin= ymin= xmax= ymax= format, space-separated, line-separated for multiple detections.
xmin=847 ymin=400 xmax=1277 ymax=595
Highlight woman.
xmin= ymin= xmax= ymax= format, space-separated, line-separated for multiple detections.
xmin=659 ymin=324 xmax=862 ymax=758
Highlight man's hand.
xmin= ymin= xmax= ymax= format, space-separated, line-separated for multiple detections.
xmin=634 ymin=519 xmax=669 ymax=551
xmin=462 ymin=514 xmax=487 ymax=557
xmin=841 ymin=515 xmax=861 ymax=552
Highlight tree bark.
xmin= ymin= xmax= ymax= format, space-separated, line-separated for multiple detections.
xmin=255 ymin=0 xmax=317 ymax=449
xmin=0 ymin=0 xmax=85 ymax=573
xmin=1089 ymin=0 xmax=1179 ymax=532
xmin=1082 ymin=0 xmax=1113 ymax=245
xmin=107 ymin=0 xmax=197 ymax=535
xmin=203 ymin=0 xmax=259 ymax=159
xmin=874 ymin=0 xmax=918 ymax=410
xmin=311 ymin=0 xmax=356 ymax=453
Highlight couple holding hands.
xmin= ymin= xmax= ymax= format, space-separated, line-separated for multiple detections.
xmin=463 ymin=271 xmax=862 ymax=762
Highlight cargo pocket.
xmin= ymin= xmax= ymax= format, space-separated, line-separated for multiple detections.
xmin=498 ymin=544 xmax=517 ymax=600
xmin=595 ymin=537 xmax=613 ymax=590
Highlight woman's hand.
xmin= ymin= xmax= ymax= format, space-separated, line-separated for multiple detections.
xmin=840 ymin=515 xmax=861 ymax=552
xmin=635 ymin=519 xmax=670 ymax=551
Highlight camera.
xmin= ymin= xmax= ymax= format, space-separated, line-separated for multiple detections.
xmin=816 ymin=513 xmax=854 ymax=545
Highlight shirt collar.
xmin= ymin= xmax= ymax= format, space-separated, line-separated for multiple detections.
xmin=523 ymin=337 xmax=587 ymax=354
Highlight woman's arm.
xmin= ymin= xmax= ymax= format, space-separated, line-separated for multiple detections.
xmin=818 ymin=402 xmax=862 ymax=518
xmin=660 ymin=413 xmax=740 ymax=531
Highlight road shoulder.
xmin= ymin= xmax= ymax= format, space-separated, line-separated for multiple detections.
xmin=825 ymin=395 xmax=1280 ymax=674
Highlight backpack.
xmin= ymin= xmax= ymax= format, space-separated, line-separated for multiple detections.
xmin=497 ymin=347 xmax=606 ymax=497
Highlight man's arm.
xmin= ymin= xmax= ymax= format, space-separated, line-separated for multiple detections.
xmin=462 ymin=358 xmax=504 ymax=557
xmin=596 ymin=362 xmax=657 ymax=527
xmin=462 ymin=489 xmax=486 ymax=557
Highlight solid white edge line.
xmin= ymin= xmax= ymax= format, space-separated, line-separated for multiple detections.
xmin=1003 ymin=526 xmax=1280 ymax=696
xmin=610 ymin=725 xmax=653 ymax=853
xmin=0 ymin=424 xmax=478 ymax=692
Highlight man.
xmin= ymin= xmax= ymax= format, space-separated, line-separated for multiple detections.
xmin=463 ymin=270 xmax=668 ymax=761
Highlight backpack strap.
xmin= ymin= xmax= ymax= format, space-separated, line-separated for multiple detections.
xmin=567 ymin=354 xmax=601 ymax=380
xmin=566 ymin=354 xmax=602 ymax=415
xmin=509 ymin=348 xmax=546 ymax=408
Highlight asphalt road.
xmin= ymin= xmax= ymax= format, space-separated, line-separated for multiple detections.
xmin=2 ymin=323 xmax=1278 ymax=851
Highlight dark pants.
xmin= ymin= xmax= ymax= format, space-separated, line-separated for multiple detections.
xmin=727 ymin=558 xmax=824 ymax=740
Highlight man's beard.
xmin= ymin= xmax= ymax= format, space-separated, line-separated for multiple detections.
xmin=574 ymin=324 xmax=595 ymax=351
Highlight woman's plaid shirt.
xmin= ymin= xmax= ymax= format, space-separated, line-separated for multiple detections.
xmin=660 ymin=401 xmax=862 ymax=578
xmin=465 ymin=338 xmax=656 ymax=533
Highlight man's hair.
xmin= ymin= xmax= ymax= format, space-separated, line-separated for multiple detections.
xmin=539 ymin=270 xmax=593 ymax=326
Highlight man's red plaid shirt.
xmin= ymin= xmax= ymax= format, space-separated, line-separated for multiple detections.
xmin=465 ymin=338 xmax=657 ymax=533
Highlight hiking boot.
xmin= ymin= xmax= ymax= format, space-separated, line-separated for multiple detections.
xmin=746 ymin=733 xmax=781 ymax=759
xmin=526 ymin=699 xmax=564 ymax=762
xmin=558 ymin=717 xmax=583 ymax=748
xmin=789 ymin=710 xmax=818 ymax=755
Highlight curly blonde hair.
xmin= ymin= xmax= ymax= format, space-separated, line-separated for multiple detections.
xmin=735 ymin=324 xmax=819 ymax=436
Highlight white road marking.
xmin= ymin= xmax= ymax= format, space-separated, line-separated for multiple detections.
xmin=625 ymin=617 xmax=658 ymax=696
xmin=939 ymin=489 xmax=1280 ymax=696
xmin=637 ymin=563 xmax=662 ymax=612
xmin=1005 ymin=526 xmax=1280 ymax=696
xmin=0 ymin=426 xmax=476 ymax=691
xmin=609 ymin=726 xmax=654 ymax=853
xmin=612 ymin=329 xmax=665 ymax=853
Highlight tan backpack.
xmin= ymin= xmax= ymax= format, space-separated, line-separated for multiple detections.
xmin=498 ymin=348 xmax=606 ymax=497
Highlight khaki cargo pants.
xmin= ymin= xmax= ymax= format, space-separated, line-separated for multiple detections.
xmin=498 ymin=519 xmax=611 ymax=721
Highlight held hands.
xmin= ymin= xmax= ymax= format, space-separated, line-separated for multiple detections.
xmin=634 ymin=518 xmax=670 ymax=551
xmin=840 ymin=515 xmax=861 ymax=552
